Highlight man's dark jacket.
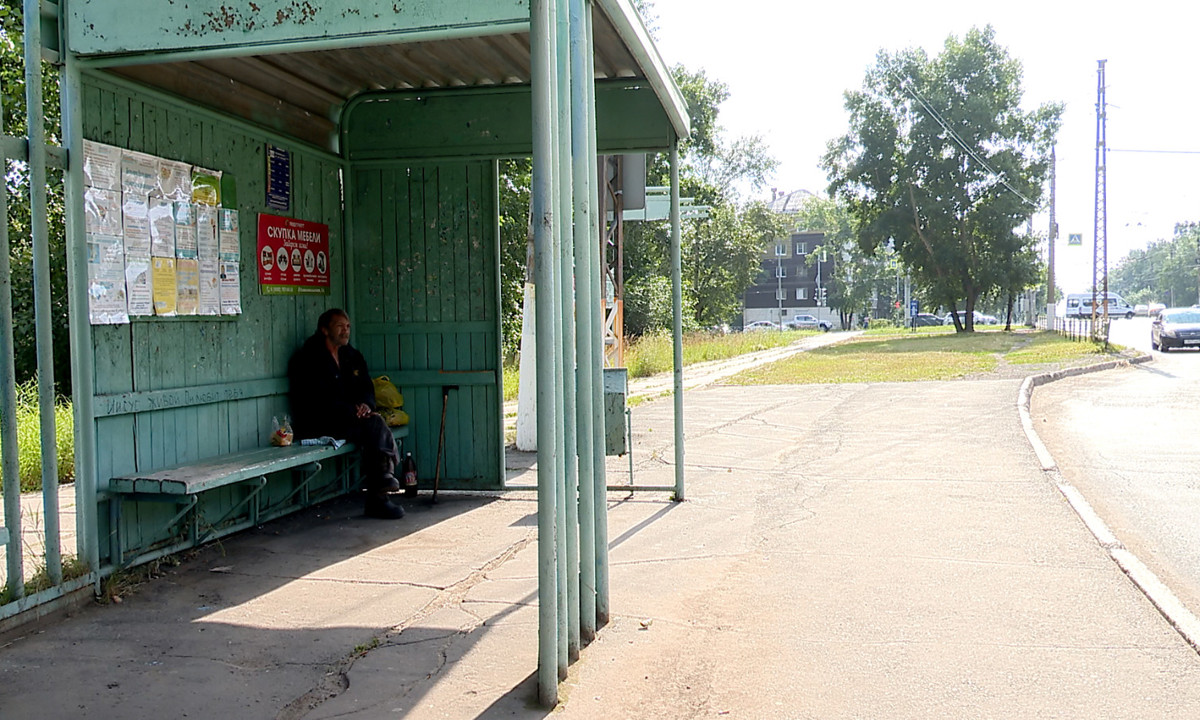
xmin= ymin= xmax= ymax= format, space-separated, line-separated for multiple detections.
xmin=288 ymin=333 xmax=376 ymax=439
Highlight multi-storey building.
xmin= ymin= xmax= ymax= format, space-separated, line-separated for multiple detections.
xmin=742 ymin=190 xmax=834 ymax=328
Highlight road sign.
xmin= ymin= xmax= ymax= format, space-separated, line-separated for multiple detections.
xmin=1068 ymin=233 xmax=1083 ymax=246
xmin=909 ymin=299 xmax=919 ymax=318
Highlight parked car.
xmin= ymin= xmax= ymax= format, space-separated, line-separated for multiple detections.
xmin=786 ymin=314 xmax=832 ymax=331
xmin=744 ymin=320 xmax=779 ymax=332
xmin=942 ymin=310 xmax=988 ymax=326
xmin=1150 ymin=307 xmax=1200 ymax=351
xmin=1134 ymin=303 xmax=1149 ymax=317
xmin=910 ymin=313 xmax=943 ymax=327
xmin=1148 ymin=302 xmax=1167 ymax=317
xmin=978 ymin=313 xmax=999 ymax=325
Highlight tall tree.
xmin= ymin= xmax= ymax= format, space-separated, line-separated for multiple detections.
xmin=822 ymin=26 xmax=1060 ymax=332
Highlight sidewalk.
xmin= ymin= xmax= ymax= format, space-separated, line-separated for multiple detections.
xmin=3 ymin=363 xmax=1200 ymax=717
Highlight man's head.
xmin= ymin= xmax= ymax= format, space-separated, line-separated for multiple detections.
xmin=318 ymin=308 xmax=351 ymax=349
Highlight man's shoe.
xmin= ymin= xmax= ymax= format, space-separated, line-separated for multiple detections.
xmin=379 ymin=473 xmax=400 ymax=493
xmin=364 ymin=493 xmax=405 ymax=520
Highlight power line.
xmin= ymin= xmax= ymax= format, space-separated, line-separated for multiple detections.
xmin=888 ymin=70 xmax=1039 ymax=208
xmin=1108 ymin=148 xmax=1200 ymax=155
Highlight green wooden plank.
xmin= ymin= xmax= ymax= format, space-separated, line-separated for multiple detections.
xmin=93 ymin=378 xmax=289 ymax=417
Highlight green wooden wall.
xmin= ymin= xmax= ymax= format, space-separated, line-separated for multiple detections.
xmin=349 ymin=161 xmax=503 ymax=490
xmin=82 ymin=72 xmax=351 ymax=561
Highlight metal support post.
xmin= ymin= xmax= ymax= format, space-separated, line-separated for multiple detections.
xmin=25 ymin=0 xmax=61 ymax=583
xmin=0 ymin=90 xmax=22 ymax=597
xmin=584 ymin=9 xmax=610 ymax=626
xmin=569 ymin=0 xmax=597 ymax=645
xmin=531 ymin=0 xmax=560 ymax=705
xmin=554 ymin=0 xmax=578 ymax=662
xmin=61 ymin=44 xmax=100 ymax=577
xmin=669 ymin=142 xmax=685 ymax=501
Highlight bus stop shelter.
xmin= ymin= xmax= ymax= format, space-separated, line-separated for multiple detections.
xmin=1 ymin=0 xmax=690 ymax=704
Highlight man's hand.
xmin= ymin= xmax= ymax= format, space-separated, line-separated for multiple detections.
xmin=355 ymin=403 xmax=373 ymax=419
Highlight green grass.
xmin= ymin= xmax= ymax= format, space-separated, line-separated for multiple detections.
xmin=0 ymin=380 xmax=75 ymax=496
xmin=728 ymin=330 xmax=1114 ymax=385
xmin=625 ymin=329 xmax=819 ymax=378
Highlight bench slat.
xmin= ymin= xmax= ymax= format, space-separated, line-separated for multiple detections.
xmin=111 ymin=426 xmax=408 ymax=496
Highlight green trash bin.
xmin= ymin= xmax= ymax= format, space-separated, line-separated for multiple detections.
xmin=603 ymin=367 xmax=628 ymax=456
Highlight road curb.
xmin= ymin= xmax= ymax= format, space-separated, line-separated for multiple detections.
xmin=1018 ymin=352 xmax=1200 ymax=655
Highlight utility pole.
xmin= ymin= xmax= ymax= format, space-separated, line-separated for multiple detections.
xmin=1047 ymin=146 xmax=1057 ymax=319
xmin=1092 ymin=59 xmax=1109 ymax=344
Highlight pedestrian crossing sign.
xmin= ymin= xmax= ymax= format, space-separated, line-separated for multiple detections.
xmin=1068 ymin=233 xmax=1083 ymax=246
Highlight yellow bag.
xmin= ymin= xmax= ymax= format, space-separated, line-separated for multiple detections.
xmin=372 ymin=376 xmax=403 ymax=408
xmin=378 ymin=407 xmax=409 ymax=427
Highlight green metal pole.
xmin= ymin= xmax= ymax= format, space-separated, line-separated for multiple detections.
xmin=61 ymin=46 xmax=100 ymax=575
xmin=547 ymin=0 xmax=569 ymax=680
xmin=531 ymin=0 xmax=560 ymax=706
xmin=0 ymin=89 xmax=23 ymax=598
xmin=670 ymin=140 xmax=686 ymax=501
xmin=569 ymin=0 xmax=597 ymax=644
xmin=555 ymin=0 xmax=581 ymax=665
xmin=25 ymin=0 xmax=61 ymax=584
xmin=584 ymin=9 xmax=610 ymax=627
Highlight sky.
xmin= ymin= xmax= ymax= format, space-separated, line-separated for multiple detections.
xmin=643 ymin=0 xmax=1200 ymax=293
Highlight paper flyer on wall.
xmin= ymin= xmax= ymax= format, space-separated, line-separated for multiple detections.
xmin=220 ymin=261 xmax=241 ymax=315
xmin=219 ymin=208 xmax=239 ymax=257
xmin=82 ymin=140 xmax=121 ymax=190
xmin=121 ymin=189 xmax=153 ymax=318
xmin=84 ymin=187 xmax=122 ymax=236
xmin=149 ymin=197 xmax=175 ymax=257
xmin=158 ymin=159 xmax=192 ymax=200
xmin=86 ymin=233 xmax=129 ymax=324
xmin=173 ymin=200 xmax=197 ymax=259
xmin=124 ymin=259 xmax=152 ymax=317
xmin=196 ymin=204 xmax=218 ymax=260
xmin=121 ymin=150 xmax=158 ymax=201
xmin=151 ymin=256 xmax=177 ymax=316
xmin=176 ymin=257 xmax=199 ymax=315
xmin=198 ymin=258 xmax=220 ymax=315
xmin=191 ymin=167 xmax=222 ymax=206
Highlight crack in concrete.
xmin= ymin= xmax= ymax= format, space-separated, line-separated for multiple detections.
xmin=275 ymin=530 xmax=536 ymax=719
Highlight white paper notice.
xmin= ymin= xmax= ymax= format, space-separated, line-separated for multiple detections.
xmin=174 ymin=201 xmax=197 ymax=260
xmin=125 ymin=259 xmax=152 ymax=317
xmin=199 ymin=258 xmax=220 ymax=315
xmin=196 ymin=205 xmax=218 ymax=261
xmin=121 ymin=150 xmax=158 ymax=201
xmin=149 ymin=197 xmax=175 ymax=257
xmin=158 ymin=159 xmax=192 ymax=200
xmin=84 ymin=187 xmax=123 ymax=236
xmin=82 ymin=140 xmax=121 ymax=190
xmin=87 ymin=233 xmax=129 ymax=325
xmin=219 ymin=209 xmax=240 ymax=256
xmin=122 ymin=193 xmax=153 ymax=317
xmin=220 ymin=260 xmax=241 ymax=315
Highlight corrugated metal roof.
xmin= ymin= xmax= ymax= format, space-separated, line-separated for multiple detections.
xmin=89 ymin=1 xmax=688 ymax=150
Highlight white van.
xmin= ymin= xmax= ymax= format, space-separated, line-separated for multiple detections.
xmin=1059 ymin=292 xmax=1134 ymax=320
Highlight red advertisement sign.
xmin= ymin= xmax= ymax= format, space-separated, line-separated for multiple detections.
xmin=256 ymin=213 xmax=330 ymax=295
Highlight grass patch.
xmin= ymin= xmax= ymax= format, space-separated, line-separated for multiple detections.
xmin=0 ymin=380 xmax=76 ymax=496
xmin=501 ymin=362 xmax=520 ymax=402
xmin=626 ymin=329 xmax=819 ymax=378
xmin=0 ymin=555 xmax=90 ymax=606
xmin=727 ymin=330 xmax=1113 ymax=385
xmin=1006 ymin=333 xmax=1109 ymax=364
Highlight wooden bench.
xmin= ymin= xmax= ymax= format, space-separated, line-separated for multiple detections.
xmin=108 ymin=426 xmax=408 ymax=566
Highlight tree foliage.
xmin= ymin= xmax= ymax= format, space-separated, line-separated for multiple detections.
xmin=823 ymin=26 xmax=1060 ymax=332
xmin=1110 ymin=223 xmax=1200 ymax=307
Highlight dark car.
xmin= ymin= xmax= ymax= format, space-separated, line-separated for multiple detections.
xmin=1151 ymin=307 xmax=1200 ymax=352
xmin=910 ymin=313 xmax=942 ymax=327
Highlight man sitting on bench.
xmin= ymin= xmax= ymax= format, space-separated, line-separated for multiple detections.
xmin=289 ymin=308 xmax=404 ymax=520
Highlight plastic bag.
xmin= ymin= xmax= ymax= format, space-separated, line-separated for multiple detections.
xmin=378 ymin=407 xmax=409 ymax=427
xmin=373 ymin=376 xmax=403 ymax=408
xmin=271 ymin=415 xmax=294 ymax=446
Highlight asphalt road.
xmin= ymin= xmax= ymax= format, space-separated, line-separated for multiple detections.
xmin=1032 ymin=316 xmax=1200 ymax=616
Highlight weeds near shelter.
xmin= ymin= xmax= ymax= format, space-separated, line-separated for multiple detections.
xmin=0 ymin=380 xmax=75 ymax=495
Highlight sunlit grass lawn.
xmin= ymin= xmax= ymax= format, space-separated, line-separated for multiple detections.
xmin=729 ymin=330 xmax=1114 ymax=385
